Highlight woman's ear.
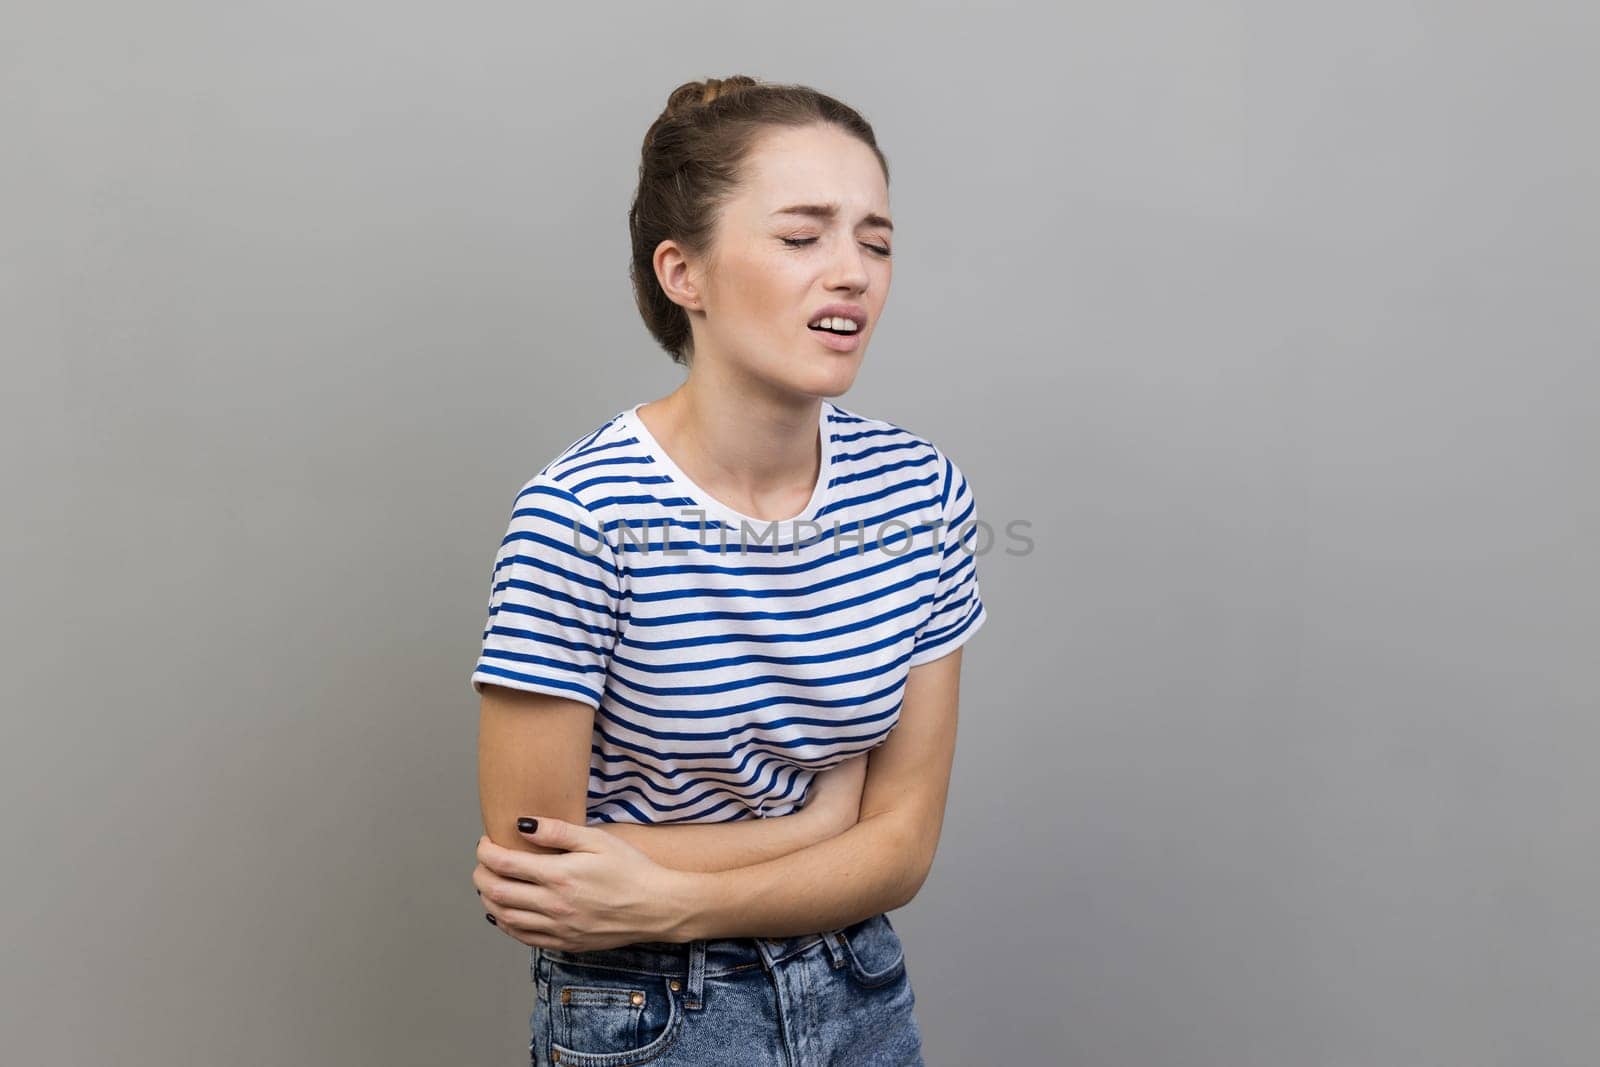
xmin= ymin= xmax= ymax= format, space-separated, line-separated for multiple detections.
xmin=654 ymin=239 xmax=702 ymax=312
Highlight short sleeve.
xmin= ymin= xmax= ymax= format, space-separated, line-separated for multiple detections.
xmin=469 ymin=476 xmax=621 ymax=710
xmin=908 ymin=451 xmax=989 ymax=667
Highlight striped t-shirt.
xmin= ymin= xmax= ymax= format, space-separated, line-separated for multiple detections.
xmin=469 ymin=399 xmax=987 ymax=824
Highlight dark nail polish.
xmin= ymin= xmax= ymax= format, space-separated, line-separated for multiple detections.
xmin=517 ymin=817 xmax=538 ymax=834
xmin=486 ymin=913 xmax=497 ymax=925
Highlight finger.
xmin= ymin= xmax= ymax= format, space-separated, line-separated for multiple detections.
xmin=474 ymin=861 xmax=566 ymax=915
xmin=518 ymin=815 xmax=604 ymax=855
xmin=493 ymin=915 xmax=577 ymax=952
xmin=480 ymin=899 xmax=562 ymax=949
xmin=476 ymin=836 xmax=555 ymax=883
xmin=471 ymin=862 xmax=510 ymax=899
xmin=490 ymin=897 xmax=566 ymax=935
xmin=482 ymin=891 xmax=574 ymax=948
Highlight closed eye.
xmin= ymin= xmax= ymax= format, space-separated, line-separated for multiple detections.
xmin=781 ymin=237 xmax=892 ymax=257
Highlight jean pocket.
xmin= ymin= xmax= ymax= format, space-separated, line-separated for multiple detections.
xmin=542 ymin=961 xmax=684 ymax=1066
xmin=838 ymin=912 xmax=907 ymax=989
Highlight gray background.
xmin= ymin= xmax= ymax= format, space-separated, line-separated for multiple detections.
xmin=3 ymin=1 xmax=1596 ymax=1064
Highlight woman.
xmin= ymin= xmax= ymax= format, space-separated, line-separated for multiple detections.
xmin=470 ymin=75 xmax=987 ymax=1066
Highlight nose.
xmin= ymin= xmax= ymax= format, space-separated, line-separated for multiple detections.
xmin=826 ymin=237 xmax=871 ymax=295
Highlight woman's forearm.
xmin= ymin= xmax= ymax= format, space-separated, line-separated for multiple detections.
xmin=595 ymin=809 xmax=840 ymax=872
xmin=665 ymin=809 xmax=926 ymax=941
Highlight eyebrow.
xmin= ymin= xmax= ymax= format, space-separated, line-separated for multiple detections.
xmin=772 ymin=203 xmax=894 ymax=233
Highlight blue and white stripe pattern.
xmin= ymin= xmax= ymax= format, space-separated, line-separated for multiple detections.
xmin=470 ymin=400 xmax=987 ymax=824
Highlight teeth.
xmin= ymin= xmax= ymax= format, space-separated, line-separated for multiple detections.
xmin=809 ymin=316 xmax=860 ymax=333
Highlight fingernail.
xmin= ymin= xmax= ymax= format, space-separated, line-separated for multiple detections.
xmin=486 ymin=913 xmax=497 ymax=925
xmin=517 ymin=818 xmax=538 ymax=834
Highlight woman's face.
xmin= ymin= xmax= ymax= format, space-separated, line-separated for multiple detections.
xmin=686 ymin=123 xmax=892 ymax=397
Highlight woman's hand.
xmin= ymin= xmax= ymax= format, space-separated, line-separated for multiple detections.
xmin=474 ymin=819 xmax=695 ymax=952
xmin=796 ymin=752 xmax=870 ymax=838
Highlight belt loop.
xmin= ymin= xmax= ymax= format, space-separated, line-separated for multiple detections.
xmin=821 ymin=929 xmax=848 ymax=970
xmin=684 ymin=939 xmax=707 ymax=1010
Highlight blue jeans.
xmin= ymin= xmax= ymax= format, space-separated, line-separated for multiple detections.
xmin=529 ymin=912 xmax=925 ymax=1066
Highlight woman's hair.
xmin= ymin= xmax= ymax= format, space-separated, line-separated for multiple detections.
xmin=628 ymin=75 xmax=889 ymax=366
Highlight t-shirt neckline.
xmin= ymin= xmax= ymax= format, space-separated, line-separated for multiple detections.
xmin=619 ymin=400 xmax=837 ymax=530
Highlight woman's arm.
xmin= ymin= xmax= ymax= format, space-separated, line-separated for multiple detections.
xmin=481 ymin=677 xmax=870 ymax=871
xmin=478 ymin=685 xmax=594 ymax=854
xmin=661 ymin=650 xmax=966 ymax=940
xmin=593 ymin=754 xmax=869 ymax=872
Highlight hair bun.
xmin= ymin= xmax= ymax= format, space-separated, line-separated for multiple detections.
xmin=665 ymin=75 xmax=759 ymax=117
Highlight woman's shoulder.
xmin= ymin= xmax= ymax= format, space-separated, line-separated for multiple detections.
xmin=826 ymin=398 xmax=944 ymax=455
xmin=827 ymin=399 xmax=965 ymax=494
xmin=507 ymin=405 xmax=639 ymax=512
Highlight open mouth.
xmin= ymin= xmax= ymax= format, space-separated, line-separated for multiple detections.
xmin=805 ymin=308 xmax=865 ymax=350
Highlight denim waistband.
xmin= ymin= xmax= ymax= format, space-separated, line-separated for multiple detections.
xmin=536 ymin=928 xmax=854 ymax=1011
